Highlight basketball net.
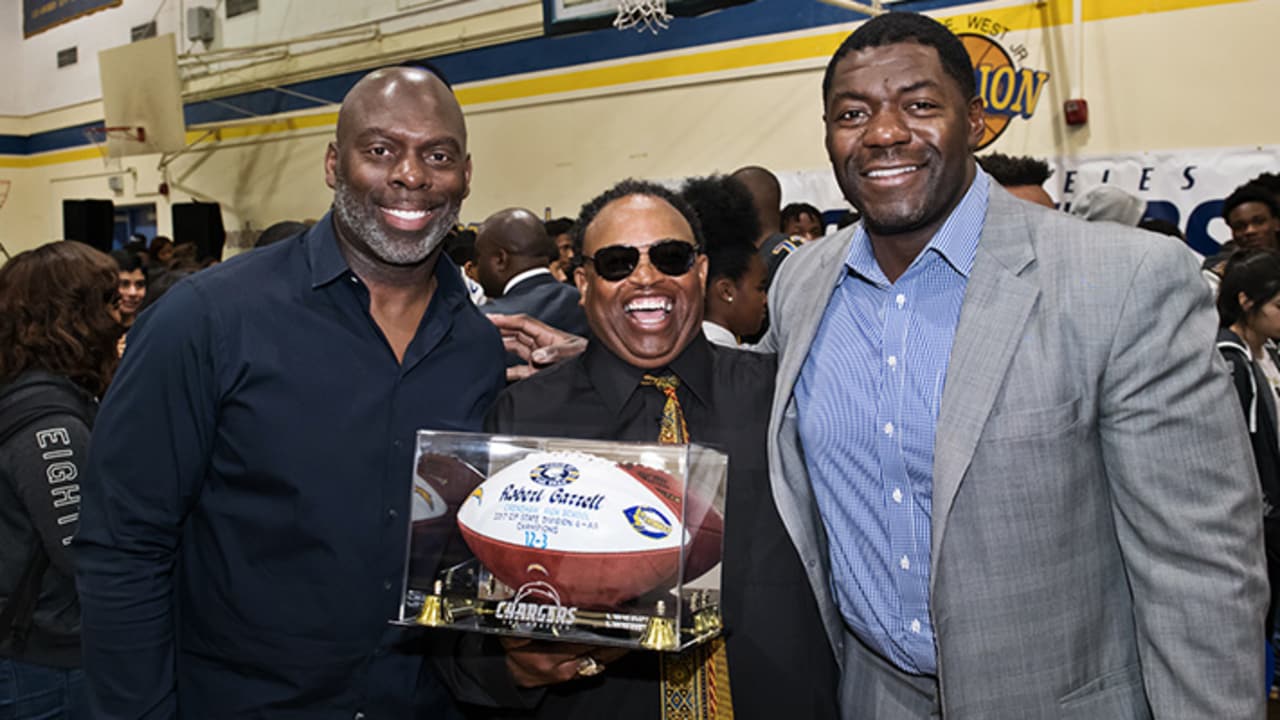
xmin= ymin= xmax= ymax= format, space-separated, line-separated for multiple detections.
xmin=614 ymin=0 xmax=671 ymax=33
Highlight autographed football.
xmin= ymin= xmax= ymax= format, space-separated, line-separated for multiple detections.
xmin=456 ymin=450 xmax=722 ymax=608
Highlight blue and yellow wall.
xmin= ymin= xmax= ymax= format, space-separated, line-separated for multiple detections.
xmin=0 ymin=0 xmax=1274 ymax=254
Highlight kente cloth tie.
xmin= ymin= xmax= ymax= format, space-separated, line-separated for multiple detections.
xmin=641 ymin=373 xmax=733 ymax=720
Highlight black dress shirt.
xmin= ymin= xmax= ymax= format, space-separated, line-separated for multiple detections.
xmin=469 ymin=337 xmax=838 ymax=720
xmin=75 ymin=214 xmax=505 ymax=719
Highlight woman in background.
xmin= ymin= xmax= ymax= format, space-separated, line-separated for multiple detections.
xmin=681 ymin=175 xmax=769 ymax=348
xmin=1216 ymin=248 xmax=1280 ymax=694
xmin=0 ymin=242 xmax=121 ymax=719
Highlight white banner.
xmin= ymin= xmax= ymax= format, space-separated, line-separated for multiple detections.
xmin=777 ymin=146 xmax=1280 ymax=256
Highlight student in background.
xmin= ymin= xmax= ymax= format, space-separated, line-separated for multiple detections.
xmin=0 ymin=242 xmax=122 ymax=720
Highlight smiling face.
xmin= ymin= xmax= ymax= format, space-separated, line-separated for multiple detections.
xmin=1228 ymin=201 xmax=1280 ymax=251
xmin=325 ymin=68 xmax=471 ymax=268
xmin=824 ymin=42 xmax=984 ymax=247
xmin=116 ymin=269 xmax=146 ymax=316
xmin=575 ymin=194 xmax=708 ymax=370
xmin=784 ymin=212 xmax=824 ymax=241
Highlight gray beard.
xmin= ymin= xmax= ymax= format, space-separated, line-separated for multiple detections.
xmin=332 ymin=177 xmax=458 ymax=266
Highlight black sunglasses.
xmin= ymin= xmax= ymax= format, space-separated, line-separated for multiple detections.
xmin=583 ymin=240 xmax=700 ymax=282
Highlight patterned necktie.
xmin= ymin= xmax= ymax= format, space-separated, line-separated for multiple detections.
xmin=640 ymin=373 xmax=734 ymax=720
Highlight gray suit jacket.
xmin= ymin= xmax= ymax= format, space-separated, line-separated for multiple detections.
xmin=762 ymin=184 xmax=1268 ymax=718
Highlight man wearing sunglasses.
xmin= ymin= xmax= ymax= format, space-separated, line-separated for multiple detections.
xmin=449 ymin=179 xmax=838 ymax=719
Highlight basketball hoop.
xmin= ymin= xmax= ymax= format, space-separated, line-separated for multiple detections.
xmin=614 ymin=0 xmax=672 ymax=33
xmin=84 ymin=125 xmax=147 ymax=165
xmin=816 ymin=0 xmax=889 ymax=15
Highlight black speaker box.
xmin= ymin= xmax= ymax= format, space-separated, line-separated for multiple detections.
xmin=62 ymin=199 xmax=115 ymax=252
xmin=172 ymin=202 xmax=226 ymax=262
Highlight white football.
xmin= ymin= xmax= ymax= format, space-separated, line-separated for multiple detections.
xmin=457 ymin=450 xmax=688 ymax=607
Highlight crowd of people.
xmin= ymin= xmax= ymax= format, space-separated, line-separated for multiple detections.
xmin=2 ymin=10 xmax=1280 ymax=720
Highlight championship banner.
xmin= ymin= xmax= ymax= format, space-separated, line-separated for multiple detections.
xmin=776 ymin=145 xmax=1280 ymax=258
xmin=24 ymin=0 xmax=122 ymax=39
xmin=1053 ymin=146 xmax=1280 ymax=257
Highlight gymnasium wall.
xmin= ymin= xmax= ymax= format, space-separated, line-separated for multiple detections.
xmin=0 ymin=0 xmax=1274 ymax=257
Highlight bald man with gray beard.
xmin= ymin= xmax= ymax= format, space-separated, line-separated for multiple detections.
xmin=75 ymin=66 xmax=504 ymax=719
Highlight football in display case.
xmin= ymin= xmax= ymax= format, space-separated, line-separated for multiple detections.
xmin=393 ymin=431 xmax=728 ymax=652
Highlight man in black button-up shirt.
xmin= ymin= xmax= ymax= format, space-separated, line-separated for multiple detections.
xmin=458 ymin=180 xmax=838 ymax=719
xmin=75 ymin=67 xmax=505 ymax=718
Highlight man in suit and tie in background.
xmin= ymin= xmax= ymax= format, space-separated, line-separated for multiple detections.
xmin=476 ymin=207 xmax=590 ymax=338
xmin=762 ymin=12 xmax=1267 ymax=719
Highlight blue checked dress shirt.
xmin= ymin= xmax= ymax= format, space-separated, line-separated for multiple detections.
xmin=794 ymin=170 xmax=990 ymax=676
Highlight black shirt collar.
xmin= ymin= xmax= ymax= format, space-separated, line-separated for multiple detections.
xmin=306 ymin=211 xmax=349 ymax=289
xmin=582 ymin=332 xmax=714 ymax=414
xmin=304 ymin=210 xmax=468 ymax=313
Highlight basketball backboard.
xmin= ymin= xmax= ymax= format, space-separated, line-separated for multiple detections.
xmin=543 ymin=0 xmax=753 ymax=35
xmin=98 ymin=34 xmax=186 ymax=158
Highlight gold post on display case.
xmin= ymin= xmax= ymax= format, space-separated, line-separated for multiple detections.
xmin=416 ymin=580 xmax=453 ymax=627
xmin=640 ymin=600 xmax=678 ymax=651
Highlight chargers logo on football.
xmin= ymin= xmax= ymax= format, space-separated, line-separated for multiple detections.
xmin=623 ymin=506 xmax=673 ymax=540
xmin=529 ymin=462 xmax=580 ymax=487
xmin=468 ymin=487 xmax=483 ymax=505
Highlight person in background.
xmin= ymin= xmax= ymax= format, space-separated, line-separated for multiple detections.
xmin=0 ymin=242 xmax=123 ymax=720
xmin=146 ymin=236 xmax=173 ymax=268
xmin=475 ymin=208 xmax=588 ymax=339
xmin=681 ymin=174 xmax=768 ymax=348
xmin=781 ymin=202 xmax=825 ymax=241
xmin=1138 ymin=217 xmax=1185 ymax=241
xmin=732 ymin=165 xmax=784 ymax=252
xmin=1068 ymin=185 xmax=1146 ymax=226
xmin=122 ymin=236 xmax=150 ymax=265
xmin=108 ymin=251 xmax=146 ymax=329
xmin=975 ymin=152 xmax=1055 ymax=208
xmin=253 ymin=220 xmax=311 ymax=249
xmin=108 ymin=251 xmax=147 ymax=356
xmin=444 ymin=227 xmax=487 ymax=306
xmin=1205 ymin=183 xmax=1280 ymax=293
xmin=545 ymin=217 xmax=576 ymax=284
xmin=1215 ymin=248 xmax=1280 ymax=694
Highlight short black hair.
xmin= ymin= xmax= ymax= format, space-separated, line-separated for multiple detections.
xmin=443 ymin=227 xmax=477 ymax=266
xmin=1137 ymin=218 xmax=1184 ymax=241
xmin=976 ymin=153 xmax=1053 ymax=187
xmin=680 ymin=175 xmax=760 ymax=282
xmin=110 ymin=249 xmax=147 ymax=278
xmin=572 ymin=179 xmax=705 ymax=258
xmin=1250 ymin=172 xmax=1280 ymax=197
xmin=255 ymin=220 xmax=310 ymax=249
xmin=1222 ymin=183 xmax=1280 ymax=222
xmin=823 ymin=12 xmax=976 ymax=106
xmin=544 ymin=217 xmax=574 ymax=238
xmin=780 ymin=202 xmax=823 ymax=232
xmin=1218 ymin=249 xmax=1280 ymax=328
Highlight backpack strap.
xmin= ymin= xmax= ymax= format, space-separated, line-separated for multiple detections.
xmin=1218 ymin=340 xmax=1258 ymax=433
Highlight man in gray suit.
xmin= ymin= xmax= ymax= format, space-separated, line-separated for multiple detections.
xmin=761 ymin=12 xmax=1268 ymax=718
